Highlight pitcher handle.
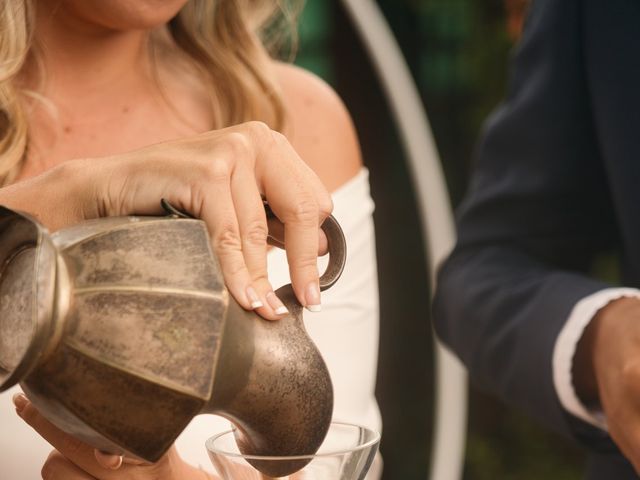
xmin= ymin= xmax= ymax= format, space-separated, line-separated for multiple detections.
xmin=160 ymin=199 xmax=346 ymax=292
xmin=317 ymin=214 xmax=346 ymax=291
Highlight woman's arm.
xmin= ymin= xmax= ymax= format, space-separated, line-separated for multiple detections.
xmin=274 ymin=62 xmax=363 ymax=190
xmin=0 ymin=122 xmax=332 ymax=319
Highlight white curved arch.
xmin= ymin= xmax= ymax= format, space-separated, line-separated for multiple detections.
xmin=338 ymin=2 xmax=468 ymax=479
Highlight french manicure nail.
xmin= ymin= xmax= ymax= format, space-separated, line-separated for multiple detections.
xmin=246 ymin=286 xmax=263 ymax=309
xmin=12 ymin=393 xmax=27 ymax=413
xmin=305 ymin=282 xmax=321 ymax=312
xmin=95 ymin=450 xmax=123 ymax=470
xmin=266 ymin=291 xmax=289 ymax=316
xmin=111 ymin=456 xmax=123 ymax=470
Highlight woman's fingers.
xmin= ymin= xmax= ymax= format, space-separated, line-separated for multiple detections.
xmin=13 ymin=394 xmax=188 ymax=480
xmin=283 ymin=210 xmax=321 ymax=311
xmin=253 ymin=128 xmax=333 ymax=309
xmin=266 ymin=217 xmax=329 ymax=255
xmin=42 ymin=451 xmax=97 ymax=480
xmin=205 ymin=123 xmax=333 ymax=313
xmin=94 ymin=450 xmax=124 ymax=469
xmin=195 ymin=159 xmax=259 ymax=313
xmin=13 ymin=394 xmax=114 ymax=479
xmin=229 ymin=164 xmax=285 ymax=319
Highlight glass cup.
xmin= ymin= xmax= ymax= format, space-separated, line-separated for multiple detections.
xmin=205 ymin=422 xmax=380 ymax=480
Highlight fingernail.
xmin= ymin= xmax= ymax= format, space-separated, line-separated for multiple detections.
xmin=305 ymin=282 xmax=321 ymax=312
xmin=95 ymin=450 xmax=123 ymax=470
xmin=266 ymin=291 xmax=289 ymax=316
xmin=246 ymin=286 xmax=263 ymax=309
xmin=12 ymin=393 xmax=28 ymax=413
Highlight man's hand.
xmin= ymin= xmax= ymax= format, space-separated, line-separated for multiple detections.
xmin=574 ymin=296 xmax=640 ymax=472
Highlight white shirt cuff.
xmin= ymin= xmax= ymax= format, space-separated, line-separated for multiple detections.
xmin=552 ymin=287 xmax=640 ymax=430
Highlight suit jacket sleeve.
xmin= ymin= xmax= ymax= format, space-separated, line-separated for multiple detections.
xmin=432 ymin=0 xmax=620 ymax=447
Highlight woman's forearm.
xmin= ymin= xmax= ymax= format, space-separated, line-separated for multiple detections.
xmin=0 ymin=160 xmax=98 ymax=231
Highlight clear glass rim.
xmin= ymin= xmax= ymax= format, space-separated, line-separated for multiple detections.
xmin=205 ymin=421 xmax=381 ymax=461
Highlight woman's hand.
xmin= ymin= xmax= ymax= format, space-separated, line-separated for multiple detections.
xmin=13 ymin=393 xmax=214 ymax=480
xmin=0 ymin=122 xmax=332 ymax=319
xmin=15 ymin=393 xmax=304 ymax=480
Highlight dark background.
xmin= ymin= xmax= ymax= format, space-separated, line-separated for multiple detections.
xmin=295 ymin=1 xmax=586 ymax=479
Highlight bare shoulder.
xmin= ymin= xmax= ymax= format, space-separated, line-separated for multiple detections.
xmin=273 ymin=62 xmax=362 ymax=192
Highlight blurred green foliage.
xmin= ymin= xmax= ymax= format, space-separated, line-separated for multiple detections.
xmin=295 ymin=0 xmax=333 ymax=82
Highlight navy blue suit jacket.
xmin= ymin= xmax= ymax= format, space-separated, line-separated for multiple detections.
xmin=433 ymin=0 xmax=640 ymax=477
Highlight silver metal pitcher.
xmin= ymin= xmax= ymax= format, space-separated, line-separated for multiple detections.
xmin=0 ymin=203 xmax=346 ymax=477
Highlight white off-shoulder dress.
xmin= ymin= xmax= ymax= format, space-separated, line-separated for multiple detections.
xmin=0 ymin=168 xmax=382 ymax=479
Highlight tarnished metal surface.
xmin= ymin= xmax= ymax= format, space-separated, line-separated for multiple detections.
xmin=0 ymin=207 xmax=57 ymax=391
xmin=210 ymin=287 xmax=333 ymax=477
xmin=0 ymin=248 xmax=36 ymax=371
xmin=0 ymin=205 xmax=346 ymax=476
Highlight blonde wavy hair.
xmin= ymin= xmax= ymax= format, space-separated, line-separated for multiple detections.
xmin=0 ymin=0 xmax=301 ymax=185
